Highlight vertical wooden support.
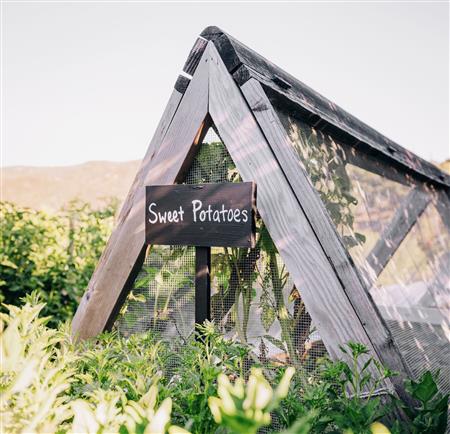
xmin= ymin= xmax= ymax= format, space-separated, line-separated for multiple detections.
xmin=195 ymin=246 xmax=211 ymax=325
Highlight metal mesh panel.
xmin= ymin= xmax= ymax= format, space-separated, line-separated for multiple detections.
xmin=275 ymin=110 xmax=413 ymax=280
xmin=115 ymin=127 xmax=327 ymax=372
xmin=276 ymin=107 xmax=450 ymax=393
xmin=373 ymin=203 xmax=450 ymax=392
xmin=115 ymin=245 xmax=195 ymax=339
xmin=191 ymin=128 xmax=326 ymax=370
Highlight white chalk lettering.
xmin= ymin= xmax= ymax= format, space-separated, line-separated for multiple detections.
xmin=149 ymin=200 xmax=250 ymax=225
xmin=192 ymin=200 xmax=202 ymax=222
xmin=148 ymin=203 xmax=185 ymax=224
xmin=148 ymin=203 xmax=158 ymax=224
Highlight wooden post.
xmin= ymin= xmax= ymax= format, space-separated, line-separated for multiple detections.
xmin=195 ymin=246 xmax=211 ymax=326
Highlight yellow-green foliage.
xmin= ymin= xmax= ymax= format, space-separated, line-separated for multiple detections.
xmin=0 ymin=297 xmax=186 ymax=434
xmin=1 ymin=297 xmax=76 ymax=432
xmin=209 ymin=367 xmax=295 ymax=434
xmin=0 ymin=201 xmax=116 ymax=325
xmin=1 ymin=296 xmax=446 ymax=434
xmin=0 ymin=296 xmax=300 ymax=434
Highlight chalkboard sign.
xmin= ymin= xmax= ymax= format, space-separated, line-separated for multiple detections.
xmin=145 ymin=182 xmax=256 ymax=247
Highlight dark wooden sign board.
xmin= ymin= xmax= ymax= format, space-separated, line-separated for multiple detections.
xmin=145 ymin=182 xmax=256 ymax=327
xmin=145 ymin=182 xmax=256 ymax=248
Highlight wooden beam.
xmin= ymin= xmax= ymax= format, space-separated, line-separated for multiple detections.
xmin=195 ymin=246 xmax=211 ymax=325
xmin=234 ymin=77 xmax=413 ymax=399
xmin=174 ymin=75 xmax=191 ymax=94
xmin=365 ymin=188 xmax=431 ymax=280
xmin=200 ymin=26 xmax=450 ymax=188
xmin=207 ymin=43 xmax=397 ymax=392
xmin=183 ymin=37 xmax=208 ymax=76
xmin=72 ymin=52 xmax=210 ymax=340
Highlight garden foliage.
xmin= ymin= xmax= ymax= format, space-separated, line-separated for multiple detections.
xmin=0 ymin=201 xmax=115 ymax=325
xmin=0 ymin=199 xmax=448 ymax=433
xmin=1 ymin=295 xmax=448 ymax=434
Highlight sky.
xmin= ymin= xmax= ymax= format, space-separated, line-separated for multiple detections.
xmin=1 ymin=1 xmax=449 ymax=168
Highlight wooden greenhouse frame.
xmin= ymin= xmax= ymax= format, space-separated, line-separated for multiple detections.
xmin=72 ymin=27 xmax=450 ymax=403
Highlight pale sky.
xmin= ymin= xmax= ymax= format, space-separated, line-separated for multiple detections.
xmin=2 ymin=1 xmax=449 ymax=167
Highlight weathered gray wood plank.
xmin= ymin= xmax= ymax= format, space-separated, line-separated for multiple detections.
xmin=174 ymin=75 xmax=191 ymax=94
xmin=366 ymin=188 xmax=431 ymax=279
xmin=183 ymin=37 xmax=208 ymax=76
xmin=207 ymin=43 xmax=395 ymax=391
xmin=72 ymin=55 xmax=209 ymax=340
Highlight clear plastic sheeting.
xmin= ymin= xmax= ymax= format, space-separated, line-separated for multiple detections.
xmin=115 ymin=126 xmax=327 ymax=373
xmin=276 ymin=107 xmax=450 ymax=392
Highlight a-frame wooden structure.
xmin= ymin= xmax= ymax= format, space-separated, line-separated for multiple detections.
xmin=72 ymin=27 xmax=450 ymax=402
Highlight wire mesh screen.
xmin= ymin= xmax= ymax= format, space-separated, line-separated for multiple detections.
xmin=275 ymin=106 xmax=450 ymax=393
xmin=115 ymin=126 xmax=327 ymax=372
xmin=373 ymin=202 xmax=450 ymax=392
xmin=114 ymin=245 xmax=195 ymax=339
xmin=189 ymin=127 xmax=326 ymax=370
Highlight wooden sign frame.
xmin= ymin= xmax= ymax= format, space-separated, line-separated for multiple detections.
xmin=145 ymin=181 xmax=256 ymax=326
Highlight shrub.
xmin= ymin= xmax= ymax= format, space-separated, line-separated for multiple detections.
xmin=0 ymin=200 xmax=116 ymax=325
xmin=209 ymin=366 xmax=295 ymax=434
xmin=0 ymin=296 xmax=299 ymax=434
xmin=0 ymin=293 xmax=76 ymax=432
xmin=0 ymin=294 xmax=185 ymax=434
xmin=1 ymin=295 xmax=447 ymax=434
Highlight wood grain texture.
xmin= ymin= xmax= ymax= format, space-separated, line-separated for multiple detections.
xmin=207 ymin=43 xmax=395 ymax=391
xmin=72 ymin=51 xmax=210 ymax=340
xmin=174 ymin=75 xmax=191 ymax=94
xmin=183 ymin=37 xmax=208 ymax=76
xmin=238 ymin=78 xmax=413 ymax=399
xmin=200 ymin=26 xmax=450 ymax=188
xmin=366 ymin=188 xmax=431 ymax=279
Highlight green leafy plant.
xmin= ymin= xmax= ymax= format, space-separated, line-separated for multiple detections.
xmin=0 ymin=294 xmax=185 ymax=434
xmin=0 ymin=293 xmax=76 ymax=432
xmin=71 ymin=330 xmax=163 ymax=401
xmin=70 ymin=386 xmax=188 ymax=434
xmin=158 ymin=321 xmax=252 ymax=434
xmin=391 ymin=371 xmax=448 ymax=434
xmin=0 ymin=200 xmax=116 ymax=326
xmin=275 ymin=342 xmax=397 ymax=434
xmin=208 ymin=366 xmax=295 ymax=434
xmin=2 ymin=291 xmax=447 ymax=434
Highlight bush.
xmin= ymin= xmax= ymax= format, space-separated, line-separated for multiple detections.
xmin=1 ymin=295 xmax=447 ymax=434
xmin=0 ymin=296 xmax=299 ymax=434
xmin=0 ymin=294 xmax=187 ymax=433
xmin=0 ymin=200 xmax=116 ymax=325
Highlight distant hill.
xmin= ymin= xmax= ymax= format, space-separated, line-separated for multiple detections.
xmin=2 ymin=160 xmax=140 ymax=211
xmin=2 ymin=158 xmax=449 ymax=212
